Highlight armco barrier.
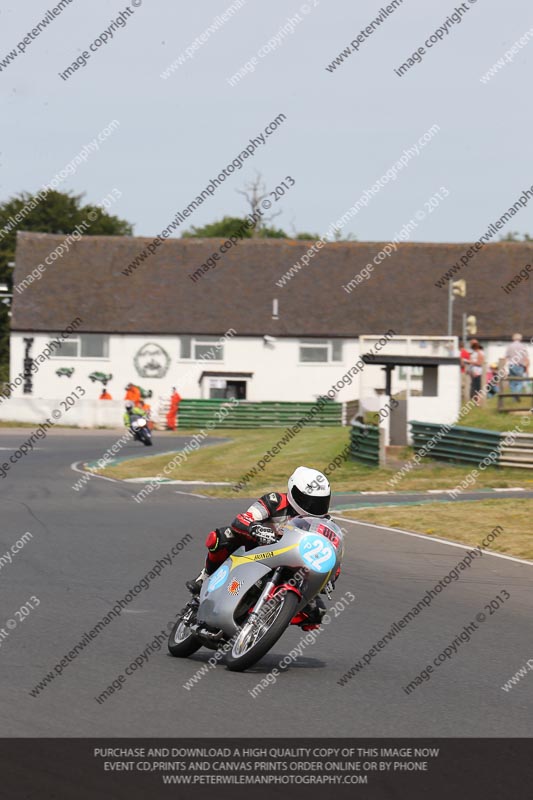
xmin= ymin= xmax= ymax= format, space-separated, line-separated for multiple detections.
xmin=177 ymin=399 xmax=342 ymax=429
xmin=350 ymin=422 xmax=384 ymax=466
xmin=343 ymin=398 xmax=359 ymax=426
xmin=410 ymin=420 xmax=533 ymax=469
xmin=410 ymin=421 xmax=500 ymax=465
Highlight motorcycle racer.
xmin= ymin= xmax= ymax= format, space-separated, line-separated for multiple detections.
xmin=123 ymin=399 xmax=148 ymax=427
xmin=186 ymin=466 xmax=335 ymax=629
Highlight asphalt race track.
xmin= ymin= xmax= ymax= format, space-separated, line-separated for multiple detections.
xmin=1 ymin=429 xmax=532 ymax=737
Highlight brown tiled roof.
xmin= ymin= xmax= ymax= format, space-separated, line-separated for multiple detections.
xmin=11 ymin=232 xmax=533 ymax=339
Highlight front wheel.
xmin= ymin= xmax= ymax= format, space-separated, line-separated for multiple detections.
xmin=225 ymin=591 xmax=299 ymax=672
xmin=168 ymin=617 xmax=202 ymax=658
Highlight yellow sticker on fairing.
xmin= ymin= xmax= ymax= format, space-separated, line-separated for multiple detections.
xmin=229 ymin=543 xmax=298 ymax=569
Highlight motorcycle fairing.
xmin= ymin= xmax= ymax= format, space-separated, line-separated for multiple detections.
xmin=197 ymin=527 xmax=341 ymax=637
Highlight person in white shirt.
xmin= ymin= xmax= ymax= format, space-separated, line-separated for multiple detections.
xmin=468 ymin=339 xmax=484 ymax=402
xmin=505 ymin=333 xmax=530 ymax=400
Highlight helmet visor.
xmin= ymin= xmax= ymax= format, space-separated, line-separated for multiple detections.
xmin=291 ymin=485 xmax=330 ymax=516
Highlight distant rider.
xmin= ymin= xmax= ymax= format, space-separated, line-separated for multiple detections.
xmin=123 ymin=399 xmax=148 ymax=428
xmin=186 ymin=466 xmax=337 ymax=630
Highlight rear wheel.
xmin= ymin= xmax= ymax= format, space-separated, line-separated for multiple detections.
xmin=224 ymin=591 xmax=299 ymax=672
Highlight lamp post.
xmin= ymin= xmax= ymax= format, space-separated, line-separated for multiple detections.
xmin=447 ymin=282 xmax=453 ymax=336
xmin=448 ymin=279 xmax=466 ymax=335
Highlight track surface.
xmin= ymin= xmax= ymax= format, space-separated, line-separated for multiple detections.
xmin=1 ymin=429 xmax=532 ymax=737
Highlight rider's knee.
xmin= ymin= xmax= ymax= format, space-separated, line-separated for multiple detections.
xmin=206 ymin=526 xmax=235 ymax=552
xmin=205 ymin=530 xmax=218 ymax=551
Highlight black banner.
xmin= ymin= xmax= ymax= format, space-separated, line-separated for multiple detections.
xmin=1 ymin=738 xmax=532 ymax=799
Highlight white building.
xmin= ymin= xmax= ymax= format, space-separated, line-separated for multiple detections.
xmin=4 ymin=233 xmax=530 ymax=427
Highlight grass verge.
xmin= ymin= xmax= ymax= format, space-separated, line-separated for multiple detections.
xmin=457 ymin=396 xmax=532 ymax=431
xmin=339 ymin=499 xmax=533 ymax=560
xmin=101 ymin=427 xmax=533 ymax=497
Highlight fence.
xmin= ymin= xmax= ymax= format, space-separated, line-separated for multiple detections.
xmin=176 ymin=399 xmax=342 ymax=429
xmin=497 ymin=376 xmax=533 ymax=413
xmin=410 ymin=420 xmax=533 ymax=469
xmin=349 ymin=422 xmax=384 ymax=467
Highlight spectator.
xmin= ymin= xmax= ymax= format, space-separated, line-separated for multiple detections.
xmin=138 ymin=397 xmax=153 ymax=429
xmin=166 ymin=387 xmax=182 ymax=431
xmin=459 ymin=338 xmax=471 ymax=373
xmin=138 ymin=397 xmax=151 ymax=415
xmin=468 ymin=339 xmax=484 ymax=403
xmin=505 ymin=333 xmax=530 ymax=401
xmin=99 ymin=388 xmax=112 ymax=400
xmin=486 ymin=363 xmax=499 ymax=397
xmin=125 ymin=383 xmax=141 ymax=405
xmin=459 ymin=338 xmax=471 ymax=402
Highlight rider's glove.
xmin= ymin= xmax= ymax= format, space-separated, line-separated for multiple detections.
xmin=250 ymin=524 xmax=277 ymax=546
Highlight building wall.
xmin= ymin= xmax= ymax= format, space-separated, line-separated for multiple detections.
xmin=8 ymin=332 xmax=366 ymax=407
xmin=0 ymin=397 xmax=123 ymax=427
xmin=6 ymin=332 xmax=463 ymax=431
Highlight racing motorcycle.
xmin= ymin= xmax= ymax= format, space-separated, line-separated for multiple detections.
xmin=130 ymin=416 xmax=152 ymax=446
xmin=168 ymin=516 xmax=344 ymax=672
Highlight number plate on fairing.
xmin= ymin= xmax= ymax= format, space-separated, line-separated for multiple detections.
xmin=298 ymin=535 xmax=336 ymax=573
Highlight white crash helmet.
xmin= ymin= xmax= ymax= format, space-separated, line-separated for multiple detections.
xmin=288 ymin=466 xmax=331 ymax=517
xmin=125 ymin=400 xmax=134 ymax=410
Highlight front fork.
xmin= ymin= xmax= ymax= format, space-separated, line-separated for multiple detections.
xmin=248 ymin=567 xmax=284 ymax=624
xmin=181 ymin=596 xmax=199 ymax=625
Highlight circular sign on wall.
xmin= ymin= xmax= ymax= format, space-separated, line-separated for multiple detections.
xmin=134 ymin=343 xmax=171 ymax=378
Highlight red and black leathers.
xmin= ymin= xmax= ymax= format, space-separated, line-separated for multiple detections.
xmin=204 ymin=492 xmax=296 ymax=574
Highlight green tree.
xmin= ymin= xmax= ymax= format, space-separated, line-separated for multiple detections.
xmin=258 ymin=226 xmax=288 ymax=238
xmin=331 ymin=226 xmax=357 ymax=242
xmin=182 ymin=174 xmax=331 ymax=241
xmin=295 ymin=232 xmax=321 ymax=240
xmin=181 ymin=216 xmax=254 ymax=239
xmin=0 ymin=190 xmax=133 ymax=381
xmin=182 ymin=216 xmax=289 ymax=239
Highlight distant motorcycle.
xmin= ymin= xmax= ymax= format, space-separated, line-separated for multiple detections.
xmin=130 ymin=416 xmax=152 ymax=446
xmin=168 ymin=516 xmax=344 ymax=672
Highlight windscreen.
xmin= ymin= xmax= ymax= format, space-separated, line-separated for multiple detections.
xmin=291 ymin=516 xmax=344 ymax=552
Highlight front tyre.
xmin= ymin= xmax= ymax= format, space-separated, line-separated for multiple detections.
xmin=225 ymin=591 xmax=299 ymax=672
xmin=168 ymin=617 xmax=202 ymax=658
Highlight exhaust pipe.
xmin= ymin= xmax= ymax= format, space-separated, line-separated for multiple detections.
xmin=191 ymin=624 xmax=225 ymax=645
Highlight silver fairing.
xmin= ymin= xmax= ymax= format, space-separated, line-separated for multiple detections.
xmin=197 ymin=516 xmax=344 ymax=637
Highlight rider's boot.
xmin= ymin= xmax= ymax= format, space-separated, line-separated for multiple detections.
xmin=186 ymin=568 xmax=207 ymax=595
xmin=298 ymin=596 xmax=326 ymax=631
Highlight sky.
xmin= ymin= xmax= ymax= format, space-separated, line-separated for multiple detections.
xmin=2 ymin=0 xmax=533 ymax=243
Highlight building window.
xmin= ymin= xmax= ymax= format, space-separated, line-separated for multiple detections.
xmin=52 ymin=338 xmax=78 ymax=358
xmin=399 ymin=366 xmax=424 ymax=380
xmin=49 ymin=334 xmax=109 ymax=358
xmin=331 ymin=340 xmax=343 ymax=361
xmin=299 ymin=340 xmax=343 ymax=363
xmin=80 ymin=335 xmax=108 ymax=357
xmin=195 ymin=337 xmax=223 ymax=361
xmin=180 ymin=336 xmax=224 ymax=361
xmin=180 ymin=336 xmax=192 ymax=359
